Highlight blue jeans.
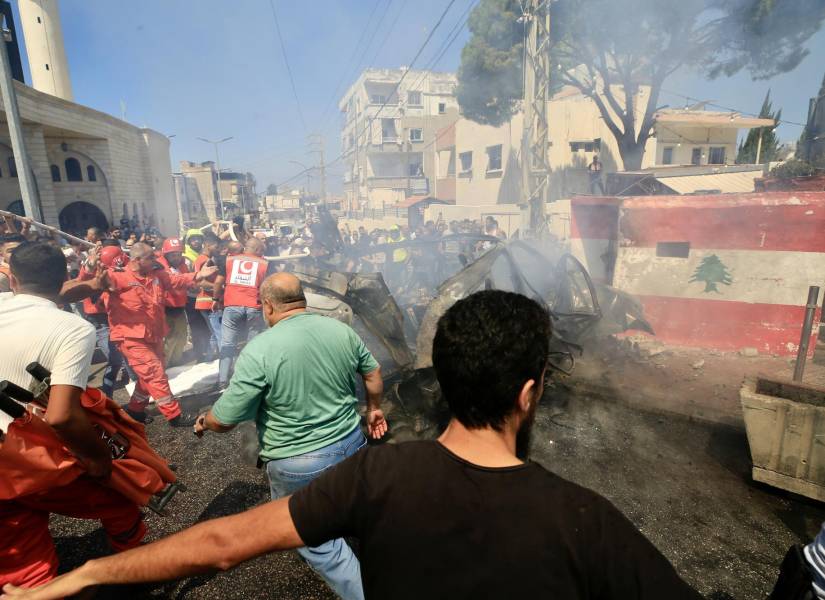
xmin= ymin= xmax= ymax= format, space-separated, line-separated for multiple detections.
xmin=266 ymin=426 xmax=366 ymax=600
xmin=100 ymin=339 xmax=136 ymax=398
xmin=200 ymin=309 xmax=222 ymax=360
xmin=218 ymin=306 xmax=264 ymax=384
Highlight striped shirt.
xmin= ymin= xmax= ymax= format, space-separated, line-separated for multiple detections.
xmin=0 ymin=292 xmax=96 ymax=432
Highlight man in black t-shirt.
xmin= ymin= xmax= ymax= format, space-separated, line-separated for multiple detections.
xmin=3 ymin=291 xmax=702 ymax=600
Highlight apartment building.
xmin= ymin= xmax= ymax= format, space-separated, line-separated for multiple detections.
xmin=435 ymin=85 xmax=774 ymax=207
xmin=339 ymin=68 xmax=459 ymax=210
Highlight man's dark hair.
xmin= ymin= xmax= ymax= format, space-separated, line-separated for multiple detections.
xmin=202 ymin=231 xmax=220 ymax=245
xmin=432 ymin=290 xmax=551 ymax=431
xmin=100 ymin=238 xmax=121 ymax=247
xmin=9 ymin=242 xmax=68 ymax=295
xmin=0 ymin=233 xmax=25 ymax=244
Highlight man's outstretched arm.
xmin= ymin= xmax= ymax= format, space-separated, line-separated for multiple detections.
xmin=1 ymin=498 xmax=303 ymax=600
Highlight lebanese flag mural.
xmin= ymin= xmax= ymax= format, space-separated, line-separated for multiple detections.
xmin=572 ymin=192 xmax=825 ymax=355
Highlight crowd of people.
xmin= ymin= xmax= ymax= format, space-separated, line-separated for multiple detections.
xmin=0 ymin=212 xmax=818 ymax=600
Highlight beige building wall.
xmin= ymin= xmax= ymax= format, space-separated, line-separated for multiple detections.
xmin=652 ymin=125 xmax=739 ymax=166
xmin=142 ymin=130 xmax=179 ymax=235
xmin=452 ymin=112 xmax=524 ymax=207
xmin=0 ymin=81 xmax=177 ymax=235
xmin=548 ymin=85 xmax=656 ymax=199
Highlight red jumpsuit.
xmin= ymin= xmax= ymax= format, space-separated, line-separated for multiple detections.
xmin=106 ymin=264 xmax=197 ymax=420
xmin=0 ymin=477 xmax=145 ymax=589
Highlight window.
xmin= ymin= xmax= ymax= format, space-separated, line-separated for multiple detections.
xmin=691 ymin=147 xmax=702 ymax=165
xmin=459 ymin=151 xmax=472 ymax=175
xmin=370 ymin=94 xmax=387 ymax=105
xmin=50 ymin=164 xmax=61 ymax=182
xmin=65 ymin=158 xmax=82 ymax=181
xmin=438 ymin=102 xmax=446 ymax=114
xmin=656 ymin=242 xmax=690 ymax=258
xmin=408 ymin=163 xmax=423 ymax=177
xmin=486 ymin=144 xmax=503 ymax=172
xmin=7 ymin=157 xmax=16 ymax=178
xmin=569 ymin=139 xmax=601 ymax=153
xmin=662 ymin=147 xmax=674 ymax=165
xmin=381 ymin=118 xmax=397 ymax=142
xmin=708 ymin=147 xmax=726 ymax=165
xmin=45 ymin=63 xmax=49 ymax=71
xmin=87 ymin=165 xmax=97 ymax=181
xmin=407 ymin=91 xmax=422 ymax=106
xmin=409 ymin=128 xmax=423 ymax=142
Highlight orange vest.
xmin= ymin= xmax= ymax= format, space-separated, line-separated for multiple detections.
xmin=193 ymin=254 xmax=216 ymax=311
xmin=223 ymin=254 xmax=268 ymax=309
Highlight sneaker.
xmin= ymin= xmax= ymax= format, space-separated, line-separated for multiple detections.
xmin=124 ymin=407 xmax=153 ymax=424
xmin=168 ymin=412 xmax=198 ymax=428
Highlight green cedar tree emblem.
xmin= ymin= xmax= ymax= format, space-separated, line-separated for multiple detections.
xmin=690 ymin=254 xmax=733 ymax=293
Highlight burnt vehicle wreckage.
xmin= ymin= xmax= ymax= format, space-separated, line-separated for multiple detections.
xmin=282 ymin=218 xmax=654 ymax=441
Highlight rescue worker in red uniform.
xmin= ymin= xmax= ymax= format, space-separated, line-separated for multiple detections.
xmin=216 ymin=237 xmax=268 ymax=388
xmin=107 ymin=242 xmax=216 ymax=427
xmin=78 ymin=245 xmax=135 ymax=398
xmin=156 ymin=238 xmax=190 ymax=368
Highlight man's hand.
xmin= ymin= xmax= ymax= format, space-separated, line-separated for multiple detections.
xmin=195 ymin=265 xmax=218 ymax=282
xmin=92 ymin=263 xmax=111 ymax=292
xmin=193 ymin=413 xmax=208 ymax=438
xmin=1 ymin=568 xmax=94 ymax=599
xmin=366 ymin=408 xmax=388 ymax=440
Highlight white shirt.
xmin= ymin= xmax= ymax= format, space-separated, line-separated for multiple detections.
xmin=0 ymin=292 xmax=96 ymax=431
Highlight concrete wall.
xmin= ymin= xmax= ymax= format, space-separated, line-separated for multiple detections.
xmin=572 ymin=192 xmax=825 ymax=355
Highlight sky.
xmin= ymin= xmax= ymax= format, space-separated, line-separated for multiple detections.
xmin=9 ymin=0 xmax=825 ymax=195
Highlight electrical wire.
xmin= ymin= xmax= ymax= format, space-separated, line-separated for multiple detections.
xmin=268 ymin=0 xmax=307 ymax=133
xmin=281 ymin=0 xmax=459 ymax=183
xmin=316 ymin=0 xmax=391 ymax=126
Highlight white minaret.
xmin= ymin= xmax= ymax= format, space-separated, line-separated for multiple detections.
xmin=17 ymin=0 xmax=73 ymax=101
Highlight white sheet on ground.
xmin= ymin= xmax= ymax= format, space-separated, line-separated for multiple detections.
xmin=125 ymin=360 xmax=220 ymax=401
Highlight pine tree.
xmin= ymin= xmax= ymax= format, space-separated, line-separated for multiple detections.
xmin=690 ymin=255 xmax=733 ymax=294
xmin=736 ymin=90 xmax=781 ymax=164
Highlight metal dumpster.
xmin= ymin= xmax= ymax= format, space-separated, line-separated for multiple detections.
xmin=741 ymin=376 xmax=825 ymax=502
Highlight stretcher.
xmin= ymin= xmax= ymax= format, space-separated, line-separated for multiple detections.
xmin=0 ymin=363 xmax=184 ymax=515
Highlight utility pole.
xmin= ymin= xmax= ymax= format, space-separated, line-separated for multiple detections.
xmin=307 ymin=133 xmax=327 ymax=206
xmin=0 ymin=16 xmax=41 ymax=221
xmin=519 ymin=0 xmax=551 ymax=236
xmin=197 ymin=136 xmax=233 ymax=220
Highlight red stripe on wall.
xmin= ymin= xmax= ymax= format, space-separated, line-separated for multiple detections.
xmin=620 ymin=197 xmax=825 ymax=252
xmin=571 ymin=203 xmax=619 ymax=240
xmin=636 ymin=295 xmax=819 ymax=356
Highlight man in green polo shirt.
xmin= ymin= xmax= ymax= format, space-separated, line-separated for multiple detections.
xmin=194 ymin=272 xmax=386 ymax=600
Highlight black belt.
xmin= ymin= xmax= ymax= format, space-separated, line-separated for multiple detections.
xmin=165 ymin=306 xmax=186 ymax=316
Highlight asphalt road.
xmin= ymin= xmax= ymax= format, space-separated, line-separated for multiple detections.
xmin=45 ymin=370 xmax=825 ymax=599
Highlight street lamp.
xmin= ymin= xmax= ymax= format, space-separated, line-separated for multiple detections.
xmin=197 ymin=136 xmax=233 ymax=219
xmin=289 ymin=160 xmax=313 ymax=196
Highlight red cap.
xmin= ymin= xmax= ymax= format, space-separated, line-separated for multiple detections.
xmin=161 ymin=238 xmax=183 ymax=255
xmin=99 ymin=246 xmax=127 ymax=268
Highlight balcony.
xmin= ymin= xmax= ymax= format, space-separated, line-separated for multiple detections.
xmin=367 ymin=176 xmax=429 ymax=195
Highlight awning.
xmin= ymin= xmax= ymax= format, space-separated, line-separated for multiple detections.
xmin=655 ymin=170 xmax=763 ymax=194
xmin=396 ymin=195 xmax=455 ymax=209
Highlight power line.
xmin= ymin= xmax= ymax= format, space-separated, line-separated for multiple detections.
xmin=316 ymin=0 xmax=389 ymax=126
xmin=288 ymin=0 xmax=460 ymax=182
xmin=268 ymin=0 xmax=307 ymax=132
